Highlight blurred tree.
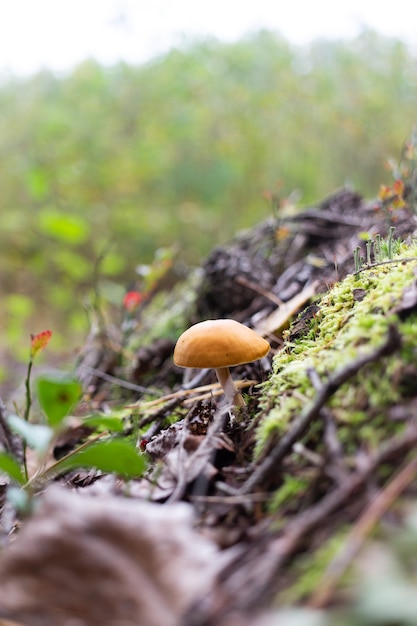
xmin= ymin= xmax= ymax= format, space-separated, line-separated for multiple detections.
xmin=0 ymin=28 xmax=416 ymax=385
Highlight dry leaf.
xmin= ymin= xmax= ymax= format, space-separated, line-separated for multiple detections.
xmin=254 ymin=281 xmax=318 ymax=337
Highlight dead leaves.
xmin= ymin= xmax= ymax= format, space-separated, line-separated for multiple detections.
xmin=139 ymin=404 xmax=236 ymax=503
xmin=0 ymin=488 xmax=221 ymax=626
xmin=254 ymin=281 xmax=318 ymax=337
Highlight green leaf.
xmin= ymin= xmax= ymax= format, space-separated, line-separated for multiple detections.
xmin=27 ymin=167 xmax=49 ymax=201
xmin=0 ymin=452 xmax=25 ymax=485
xmin=57 ymin=439 xmax=146 ymax=479
xmin=7 ymin=486 xmax=33 ymax=514
xmin=83 ymin=414 xmax=125 ymax=433
xmin=7 ymin=414 xmax=53 ymax=453
xmin=38 ymin=208 xmax=90 ymax=244
xmin=37 ymin=375 xmax=81 ymax=428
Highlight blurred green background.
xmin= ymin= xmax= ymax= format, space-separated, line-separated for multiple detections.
xmin=1 ymin=29 xmax=416 ymax=394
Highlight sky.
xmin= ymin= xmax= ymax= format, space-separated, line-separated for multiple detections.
xmin=1 ymin=0 xmax=417 ymax=76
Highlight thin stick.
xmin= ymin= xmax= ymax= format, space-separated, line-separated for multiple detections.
xmin=235 ymin=275 xmax=284 ymax=306
xmin=128 ymin=380 xmax=257 ymax=410
xmin=309 ymin=453 xmax=417 ymax=609
xmin=78 ymin=364 xmax=159 ymax=395
xmin=354 ymin=256 xmax=417 ymax=276
xmin=308 ymin=367 xmax=349 ymax=483
xmin=188 ymin=426 xmax=417 ymax=623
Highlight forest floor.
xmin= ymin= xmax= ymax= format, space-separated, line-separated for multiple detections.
xmin=1 ymin=188 xmax=417 ymax=626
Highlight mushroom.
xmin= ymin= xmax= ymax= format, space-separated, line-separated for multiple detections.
xmin=173 ymin=319 xmax=270 ymax=407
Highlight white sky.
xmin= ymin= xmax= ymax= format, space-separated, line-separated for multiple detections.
xmin=1 ymin=0 xmax=417 ymax=75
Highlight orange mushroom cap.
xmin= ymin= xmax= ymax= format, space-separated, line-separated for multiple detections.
xmin=174 ymin=319 xmax=270 ymax=369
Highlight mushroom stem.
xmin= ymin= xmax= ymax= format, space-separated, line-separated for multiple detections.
xmin=215 ymin=367 xmax=245 ymax=407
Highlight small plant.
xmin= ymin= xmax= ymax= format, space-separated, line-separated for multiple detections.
xmin=122 ymin=290 xmax=144 ymax=314
xmin=354 ymin=227 xmax=403 ymax=276
xmin=377 ymin=129 xmax=417 ymax=217
xmin=24 ymin=330 xmax=52 ymax=422
xmin=353 ymin=246 xmax=364 ymax=274
xmin=0 ymin=329 xmax=147 ymax=510
xmin=381 ymin=226 xmax=401 ymax=260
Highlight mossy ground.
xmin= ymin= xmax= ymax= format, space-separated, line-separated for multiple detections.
xmin=258 ymin=242 xmax=417 ymax=455
xmin=254 ymin=242 xmax=417 ymax=606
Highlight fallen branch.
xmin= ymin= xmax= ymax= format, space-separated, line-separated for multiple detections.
xmin=309 ymin=452 xmax=417 ymax=609
xmin=186 ymin=424 xmax=417 ymax=624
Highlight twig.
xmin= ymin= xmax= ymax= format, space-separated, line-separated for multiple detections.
xmin=235 ymin=275 xmax=284 ymax=306
xmin=308 ymin=367 xmax=349 ymax=483
xmin=190 ymin=492 xmax=272 ymax=505
xmin=309 ymin=452 xmax=417 ymax=609
xmin=78 ymin=364 xmax=159 ymax=395
xmin=188 ymin=425 xmax=417 ymax=624
xmin=137 ymin=397 xmax=185 ymax=429
xmin=128 ymin=380 xmax=257 ymax=410
xmin=238 ymin=324 xmax=401 ymax=496
xmin=353 ymin=256 xmax=417 ymax=276
xmin=22 ymin=357 xmax=35 ymax=481
xmin=182 ymin=368 xmax=211 ymax=390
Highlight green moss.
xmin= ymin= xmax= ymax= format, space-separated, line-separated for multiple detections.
xmin=257 ymin=243 xmax=417 ymax=454
xmin=278 ymin=529 xmax=350 ymax=605
xmin=268 ymin=475 xmax=310 ymax=513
